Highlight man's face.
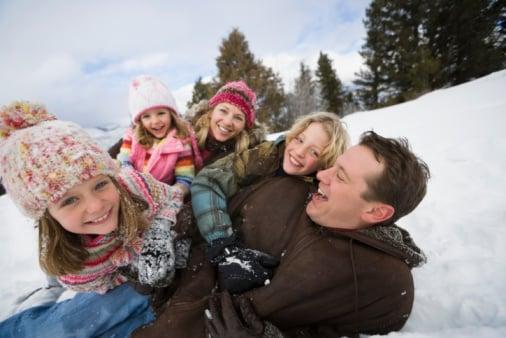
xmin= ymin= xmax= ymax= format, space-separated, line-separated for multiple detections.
xmin=306 ymin=145 xmax=384 ymax=230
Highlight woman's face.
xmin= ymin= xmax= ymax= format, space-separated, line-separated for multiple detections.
xmin=47 ymin=175 xmax=120 ymax=235
xmin=139 ymin=107 xmax=172 ymax=139
xmin=283 ymin=122 xmax=329 ymax=176
xmin=209 ymin=102 xmax=246 ymax=142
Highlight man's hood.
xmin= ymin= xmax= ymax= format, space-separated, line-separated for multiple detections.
xmin=331 ymin=224 xmax=427 ymax=269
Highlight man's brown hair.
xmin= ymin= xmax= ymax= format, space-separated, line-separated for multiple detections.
xmin=359 ymin=131 xmax=430 ymax=225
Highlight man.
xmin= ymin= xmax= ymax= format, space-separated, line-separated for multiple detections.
xmin=134 ymin=131 xmax=430 ymax=337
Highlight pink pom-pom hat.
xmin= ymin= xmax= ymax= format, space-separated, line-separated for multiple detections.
xmin=208 ymin=81 xmax=257 ymax=128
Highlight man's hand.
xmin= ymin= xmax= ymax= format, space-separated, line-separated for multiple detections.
xmin=205 ymin=291 xmax=264 ymax=338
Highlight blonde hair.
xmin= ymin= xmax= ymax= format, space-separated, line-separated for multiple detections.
xmin=193 ymin=107 xmax=256 ymax=155
xmin=285 ymin=112 xmax=349 ymax=169
xmin=135 ymin=109 xmax=190 ymax=149
xmin=38 ymin=177 xmax=149 ymax=276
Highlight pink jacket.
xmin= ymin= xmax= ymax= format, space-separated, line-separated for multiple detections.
xmin=118 ymin=128 xmax=203 ymax=185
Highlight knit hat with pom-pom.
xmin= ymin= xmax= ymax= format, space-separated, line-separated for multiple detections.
xmin=128 ymin=75 xmax=179 ymax=123
xmin=0 ymin=101 xmax=119 ymax=219
xmin=209 ymin=81 xmax=256 ymax=128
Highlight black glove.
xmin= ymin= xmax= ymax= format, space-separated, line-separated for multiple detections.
xmin=205 ymin=291 xmax=264 ymax=338
xmin=207 ymin=236 xmax=279 ymax=294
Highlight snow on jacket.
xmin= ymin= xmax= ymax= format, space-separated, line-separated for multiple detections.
xmin=134 ymin=174 xmax=426 ymax=338
xmin=57 ymin=168 xmax=185 ymax=294
xmin=117 ymin=127 xmax=202 ymax=188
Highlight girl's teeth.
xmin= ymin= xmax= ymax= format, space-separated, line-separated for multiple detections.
xmin=289 ymin=155 xmax=302 ymax=167
xmin=91 ymin=213 xmax=108 ymax=223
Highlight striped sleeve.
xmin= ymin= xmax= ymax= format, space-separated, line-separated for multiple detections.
xmin=174 ymin=141 xmax=195 ymax=189
xmin=116 ymin=129 xmax=133 ymax=167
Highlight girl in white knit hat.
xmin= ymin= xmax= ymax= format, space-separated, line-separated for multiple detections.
xmin=117 ymin=75 xmax=202 ymax=196
xmin=0 ymin=101 xmax=190 ymax=337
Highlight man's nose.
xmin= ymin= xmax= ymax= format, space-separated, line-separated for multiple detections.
xmin=316 ymin=166 xmax=332 ymax=181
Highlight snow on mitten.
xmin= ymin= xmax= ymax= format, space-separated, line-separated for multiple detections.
xmin=137 ymin=217 xmax=176 ymax=287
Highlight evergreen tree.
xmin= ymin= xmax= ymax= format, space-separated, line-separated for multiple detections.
xmin=353 ymin=0 xmax=388 ymax=109
xmin=187 ymin=76 xmax=213 ymax=109
xmin=355 ymin=0 xmax=439 ymax=108
xmin=214 ymin=28 xmax=287 ymax=131
xmin=342 ymin=89 xmax=361 ymax=116
xmin=286 ymin=62 xmax=320 ymax=124
xmin=426 ymin=0 xmax=506 ymax=86
xmin=315 ymin=52 xmax=344 ymax=116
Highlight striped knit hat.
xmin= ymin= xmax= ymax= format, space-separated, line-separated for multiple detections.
xmin=209 ymin=81 xmax=256 ymax=128
xmin=128 ymin=75 xmax=179 ymax=123
xmin=0 ymin=101 xmax=119 ymax=219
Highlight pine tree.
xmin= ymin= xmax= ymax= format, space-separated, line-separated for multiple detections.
xmin=353 ymin=0 xmax=387 ymax=109
xmin=286 ymin=62 xmax=320 ymax=124
xmin=187 ymin=77 xmax=213 ymax=108
xmin=315 ymin=52 xmax=344 ymax=116
xmin=426 ymin=0 xmax=505 ymax=86
xmin=214 ymin=29 xmax=287 ymax=131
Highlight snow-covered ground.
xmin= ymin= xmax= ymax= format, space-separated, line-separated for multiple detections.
xmin=1 ymin=70 xmax=506 ymax=337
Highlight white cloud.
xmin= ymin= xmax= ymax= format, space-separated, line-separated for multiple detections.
xmin=263 ymin=50 xmax=364 ymax=92
xmin=0 ymin=0 xmax=371 ymax=127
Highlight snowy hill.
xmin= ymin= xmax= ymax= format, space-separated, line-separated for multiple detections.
xmin=1 ymin=70 xmax=506 ymax=337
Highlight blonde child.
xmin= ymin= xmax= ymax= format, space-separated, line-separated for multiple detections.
xmin=0 ymin=101 xmax=188 ymax=337
xmin=117 ymin=75 xmax=202 ymax=195
xmin=191 ymin=112 xmax=349 ymax=294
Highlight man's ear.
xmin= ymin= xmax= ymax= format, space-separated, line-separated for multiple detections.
xmin=361 ymin=203 xmax=395 ymax=224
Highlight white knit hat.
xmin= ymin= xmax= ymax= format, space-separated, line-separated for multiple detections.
xmin=0 ymin=101 xmax=119 ymax=219
xmin=128 ymin=75 xmax=179 ymax=123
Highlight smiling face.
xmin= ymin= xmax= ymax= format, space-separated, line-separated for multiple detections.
xmin=209 ymin=102 xmax=247 ymax=142
xmin=306 ymin=145 xmax=385 ymax=230
xmin=282 ymin=122 xmax=330 ymax=176
xmin=139 ymin=107 xmax=173 ymax=139
xmin=47 ymin=175 xmax=120 ymax=235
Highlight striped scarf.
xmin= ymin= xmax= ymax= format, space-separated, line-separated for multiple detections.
xmin=56 ymin=168 xmax=183 ymax=294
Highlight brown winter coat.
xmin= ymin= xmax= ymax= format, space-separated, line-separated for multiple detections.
xmin=134 ymin=175 xmax=426 ymax=337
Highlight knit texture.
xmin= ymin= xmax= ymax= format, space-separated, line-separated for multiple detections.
xmin=0 ymin=101 xmax=119 ymax=219
xmin=57 ymin=232 xmax=140 ymax=293
xmin=128 ymin=75 xmax=179 ymax=123
xmin=135 ymin=216 xmax=176 ymax=287
xmin=209 ymin=81 xmax=256 ymax=128
xmin=57 ymin=168 xmax=185 ymax=293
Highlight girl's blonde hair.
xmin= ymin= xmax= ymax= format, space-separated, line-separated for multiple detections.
xmin=193 ymin=107 xmax=256 ymax=155
xmin=38 ymin=177 xmax=149 ymax=276
xmin=285 ymin=112 xmax=349 ymax=169
xmin=135 ymin=109 xmax=190 ymax=149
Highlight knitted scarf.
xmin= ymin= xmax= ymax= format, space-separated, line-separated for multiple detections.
xmin=58 ymin=232 xmax=143 ymax=294
xmin=55 ymin=168 xmax=183 ymax=294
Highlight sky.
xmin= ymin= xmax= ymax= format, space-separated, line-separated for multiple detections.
xmin=1 ymin=70 xmax=505 ymax=336
xmin=0 ymin=0 xmax=370 ymax=127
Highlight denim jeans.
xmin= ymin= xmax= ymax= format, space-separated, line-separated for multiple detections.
xmin=0 ymin=283 xmax=154 ymax=338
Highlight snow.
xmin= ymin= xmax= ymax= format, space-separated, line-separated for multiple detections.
xmin=1 ymin=70 xmax=506 ymax=337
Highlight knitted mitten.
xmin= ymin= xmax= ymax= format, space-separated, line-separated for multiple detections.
xmin=136 ymin=217 xmax=176 ymax=287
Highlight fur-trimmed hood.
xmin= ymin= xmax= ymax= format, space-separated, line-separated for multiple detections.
xmin=331 ymin=224 xmax=427 ymax=269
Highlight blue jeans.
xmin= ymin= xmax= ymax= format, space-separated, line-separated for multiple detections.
xmin=0 ymin=283 xmax=155 ymax=338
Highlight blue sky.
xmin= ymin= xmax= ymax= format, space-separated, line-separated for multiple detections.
xmin=0 ymin=0 xmax=371 ymax=127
